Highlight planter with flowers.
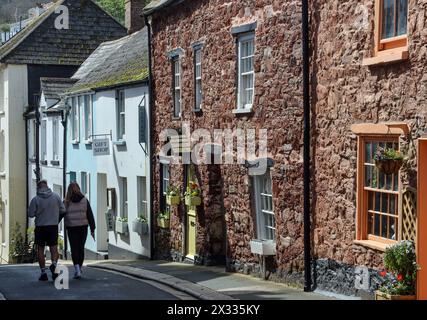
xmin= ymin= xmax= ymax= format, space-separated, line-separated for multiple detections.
xmin=374 ymin=147 xmax=404 ymax=175
xmin=115 ymin=216 xmax=129 ymax=235
xmin=376 ymin=240 xmax=418 ymax=300
xmin=157 ymin=211 xmax=170 ymax=229
xmin=166 ymin=186 xmax=181 ymax=206
xmin=132 ymin=215 xmax=148 ymax=236
xmin=184 ymin=181 xmax=201 ymax=206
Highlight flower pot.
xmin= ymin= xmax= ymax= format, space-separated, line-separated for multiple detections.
xmin=115 ymin=220 xmax=129 ymax=234
xmin=374 ymin=290 xmax=416 ymax=300
xmin=185 ymin=195 xmax=201 ymax=206
xmin=132 ymin=220 xmax=148 ymax=235
xmin=166 ymin=195 xmax=181 ymax=205
xmin=375 ymin=159 xmax=403 ymax=175
xmin=157 ymin=218 xmax=170 ymax=229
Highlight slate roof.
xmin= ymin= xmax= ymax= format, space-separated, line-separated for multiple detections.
xmin=143 ymin=0 xmax=180 ymax=15
xmin=0 ymin=0 xmax=127 ymax=65
xmin=40 ymin=77 xmax=77 ymax=100
xmin=68 ymin=28 xmax=149 ymax=94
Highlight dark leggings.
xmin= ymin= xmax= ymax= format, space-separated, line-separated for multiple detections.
xmin=67 ymin=226 xmax=88 ymax=266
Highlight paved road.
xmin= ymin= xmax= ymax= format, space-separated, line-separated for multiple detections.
xmin=0 ymin=264 xmax=191 ymax=300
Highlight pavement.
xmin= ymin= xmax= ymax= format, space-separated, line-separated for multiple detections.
xmin=88 ymin=260 xmax=334 ymax=300
xmin=0 ymin=263 xmax=195 ymax=300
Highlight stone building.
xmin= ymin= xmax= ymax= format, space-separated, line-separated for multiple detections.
xmin=143 ymin=0 xmax=424 ymax=298
xmin=144 ymin=0 xmax=307 ymax=284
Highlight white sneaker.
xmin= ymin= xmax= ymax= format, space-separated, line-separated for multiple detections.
xmin=73 ymin=265 xmax=82 ymax=279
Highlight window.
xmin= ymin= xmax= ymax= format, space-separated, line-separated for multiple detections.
xmin=381 ymin=0 xmax=407 ymax=41
xmin=358 ymin=138 xmax=400 ymax=244
xmin=41 ymin=119 xmax=47 ymax=162
xmin=83 ymin=95 xmax=93 ymax=142
xmin=194 ymin=48 xmax=202 ymax=111
xmin=0 ymin=130 xmax=4 ymax=172
xmin=172 ymin=58 xmax=181 ymax=118
xmin=53 ymin=184 xmax=63 ymax=236
xmin=237 ymin=34 xmax=255 ymax=110
xmin=31 ymin=120 xmax=37 ymax=159
xmin=69 ymin=171 xmax=76 ymax=183
xmin=80 ymin=172 xmax=90 ymax=200
xmin=0 ymin=202 xmax=5 ymax=245
xmin=138 ymin=177 xmax=148 ymax=218
xmin=117 ymin=90 xmax=125 ymax=140
xmin=52 ymin=118 xmax=59 ymax=161
xmin=254 ymin=171 xmax=275 ymax=241
xmin=160 ymin=164 xmax=170 ymax=212
xmin=364 ymin=0 xmax=408 ymax=65
xmin=121 ymin=177 xmax=128 ymax=219
xmin=70 ymin=97 xmax=79 ymax=142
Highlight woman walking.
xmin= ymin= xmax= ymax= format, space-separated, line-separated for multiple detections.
xmin=64 ymin=182 xmax=96 ymax=279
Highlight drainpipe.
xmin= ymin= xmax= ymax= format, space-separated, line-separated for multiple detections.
xmin=61 ymin=108 xmax=68 ymax=260
xmin=144 ymin=14 xmax=155 ymax=260
xmin=302 ymin=0 xmax=312 ymax=292
xmin=35 ymin=100 xmax=41 ymax=183
xmin=24 ymin=115 xmax=29 ymax=245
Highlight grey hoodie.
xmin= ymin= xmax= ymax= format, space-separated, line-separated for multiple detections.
xmin=28 ymin=187 xmax=66 ymax=227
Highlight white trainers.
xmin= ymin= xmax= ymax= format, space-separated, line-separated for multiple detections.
xmin=73 ymin=265 xmax=82 ymax=279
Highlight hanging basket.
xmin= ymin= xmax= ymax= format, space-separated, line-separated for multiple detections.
xmin=185 ymin=195 xmax=201 ymax=206
xmin=166 ymin=195 xmax=181 ymax=206
xmin=375 ymin=159 xmax=403 ymax=175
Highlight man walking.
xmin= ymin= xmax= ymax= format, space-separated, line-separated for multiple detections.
xmin=28 ymin=180 xmax=65 ymax=281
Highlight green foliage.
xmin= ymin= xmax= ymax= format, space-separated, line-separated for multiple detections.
xmin=158 ymin=211 xmax=170 ymax=220
xmin=379 ymin=241 xmax=418 ymax=295
xmin=166 ymin=186 xmax=180 ymax=197
xmin=117 ymin=216 xmax=128 ymax=223
xmin=136 ymin=215 xmax=147 ymax=223
xmin=0 ymin=23 xmax=10 ymax=32
xmin=96 ymin=0 xmax=126 ymax=24
xmin=9 ymin=223 xmax=27 ymax=259
xmin=184 ymin=181 xmax=201 ymax=197
xmin=58 ymin=236 xmax=64 ymax=251
xmin=374 ymin=147 xmax=404 ymax=161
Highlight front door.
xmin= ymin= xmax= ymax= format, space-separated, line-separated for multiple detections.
xmin=186 ymin=165 xmax=197 ymax=259
xmin=417 ymin=138 xmax=427 ymax=300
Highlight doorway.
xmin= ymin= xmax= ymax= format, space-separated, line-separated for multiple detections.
xmin=185 ymin=165 xmax=197 ymax=259
xmin=417 ymin=138 xmax=427 ymax=300
xmin=97 ymin=173 xmax=108 ymax=252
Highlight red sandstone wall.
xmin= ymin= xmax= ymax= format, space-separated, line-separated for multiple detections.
xmin=150 ymin=0 xmax=306 ymax=274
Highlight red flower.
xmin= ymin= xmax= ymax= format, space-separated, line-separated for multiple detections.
xmin=379 ymin=270 xmax=387 ymax=277
xmin=397 ymin=274 xmax=404 ymax=282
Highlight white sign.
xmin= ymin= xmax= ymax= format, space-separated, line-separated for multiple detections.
xmin=93 ymin=138 xmax=110 ymax=156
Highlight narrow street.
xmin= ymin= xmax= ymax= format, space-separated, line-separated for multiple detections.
xmin=0 ymin=264 xmax=193 ymax=300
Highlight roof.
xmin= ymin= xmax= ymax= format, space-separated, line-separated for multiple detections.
xmin=40 ymin=77 xmax=77 ymax=100
xmin=0 ymin=0 xmax=127 ymax=65
xmin=143 ymin=0 xmax=180 ymax=15
xmin=68 ymin=28 xmax=149 ymax=94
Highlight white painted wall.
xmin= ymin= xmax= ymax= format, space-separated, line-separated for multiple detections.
xmin=0 ymin=64 xmax=28 ymax=263
xmin=94 ymin=85 xmax=151 ymax=258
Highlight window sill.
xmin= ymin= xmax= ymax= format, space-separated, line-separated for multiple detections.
xmin=362 ymin=49 xmax=408 ymax=67
xmin=71 ymin=139 xmax=79 ymax=145
xmin=29 ymin=158 xmax=36 ymax=163
xmin=113 ymin=140 xmax=126 ymax=146
xmin=353 ymin=239 xmax=393 ymax=252
xmin=40 ymin=160 xmax=48 ymax=166
xmin=232 ymin=108 xmax=253 ymax=115
xmin=0 ymin=111 xmax=5 ymax=116
xmin=0 ymin=171 xmax=5 ymax=178
xmin=171 ymin=116 xmax=182 ymax=121
xmin=193 ymin=108 xmax=202 ymax=114
xmin=84 ymin=139 xmax=93 ymax=145
xmin=50 ymin=160 xmax=60 ymax=166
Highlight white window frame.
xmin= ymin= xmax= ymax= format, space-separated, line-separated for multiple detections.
xmin=161 ymin=164 xmax=170 ymax=212
xmin=52 ymin=118 xmax=59 ymax=161
xmin=253 ymin=171 xmax=275 ymax=241
xmin=237 ymin=33 xmax=255 ymax=110
xmin=83 ymin=95 xmax=93 ymax=143
xmin=121 ymin=177 xmax=128 ymax=219
xmin=117 ymin=90 xmax=126 ymax=141
xmin=194 ymin=48 xmax=202 ymax=111
xmin=173 ymin=58 xmax=181 ymax=118
xmin=31 ymin=120 xmax=37 ymax=159
xmin=70 ymin=96 xmax=80 ymax=143
xmin=80 ymin=172 xmax=90 ymax=200
xmin=41 ymin=119 xmax=47 ymax=162
xmin=138 ymin=176 xmax=148 ymax=218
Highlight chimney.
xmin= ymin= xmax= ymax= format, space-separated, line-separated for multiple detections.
xmin=125 ymin=0 xmax=145 ymax=34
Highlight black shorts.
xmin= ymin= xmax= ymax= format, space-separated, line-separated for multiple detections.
xmin=35 ymin=226 xmax=58 ymax=247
